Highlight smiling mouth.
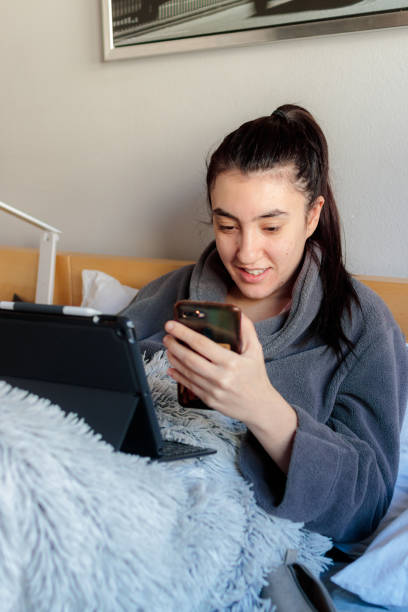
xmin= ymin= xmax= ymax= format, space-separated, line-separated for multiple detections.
xmin=235 ymin=267 xmax=272 ymax=282
xmin=238 ymin=266 xmax=269 ymax=274
xmin=241 ymin=268 xmax=267 ymax=276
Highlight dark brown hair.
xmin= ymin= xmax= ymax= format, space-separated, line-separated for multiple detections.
xmin=206 ymin=104 xmax=359 ymax=360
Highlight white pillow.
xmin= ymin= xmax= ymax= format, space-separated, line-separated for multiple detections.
xmin=81 ymin=270 xmax=138 ymax=314
xmin=332 ymin=385 xmax=408 ymax=607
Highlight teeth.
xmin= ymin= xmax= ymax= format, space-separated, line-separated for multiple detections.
xmin=244 ymin=269 xmax=266 ymax=276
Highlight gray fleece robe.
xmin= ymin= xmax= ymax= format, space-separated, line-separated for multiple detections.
xmin=123 ymin=242 xmax=408 ymax=543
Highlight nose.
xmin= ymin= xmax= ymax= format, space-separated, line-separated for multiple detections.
xmin=236 ymin=228 xmax=258 ymax=264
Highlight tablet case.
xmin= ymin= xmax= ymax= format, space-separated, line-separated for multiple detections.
xmin=0 ymin=306 xmax=216 ymax=461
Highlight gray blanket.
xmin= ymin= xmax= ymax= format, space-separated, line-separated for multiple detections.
xmin=0 ymin=352 xmax=331 ymax=611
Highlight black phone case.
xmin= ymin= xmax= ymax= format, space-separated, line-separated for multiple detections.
xmin=174 ymin=301 xmax=242 ymax=409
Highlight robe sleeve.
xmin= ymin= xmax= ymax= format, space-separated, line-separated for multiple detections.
xmin=239 ymin=324 xmax=408 ymax=543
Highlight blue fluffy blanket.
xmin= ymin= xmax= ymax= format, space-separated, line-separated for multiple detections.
xmin=0 ymin=352 xmax=331 ymax=611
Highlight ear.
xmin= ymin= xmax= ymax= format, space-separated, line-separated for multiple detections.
xmin=306 ymin=196 xmax=324 ymax=238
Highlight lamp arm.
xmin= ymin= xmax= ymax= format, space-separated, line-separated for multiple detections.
xmin=0 ymin=201 xmax=61 ymax=234
xmin=0 ymin=201 xmax=62 ymax=304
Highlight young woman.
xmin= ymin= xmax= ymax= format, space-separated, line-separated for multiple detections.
xmin=123 ymin=105 xmax=408 ymax=544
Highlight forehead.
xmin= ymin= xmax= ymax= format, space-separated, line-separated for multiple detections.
xmin=211 ymin=168 xmax=307 ymax=217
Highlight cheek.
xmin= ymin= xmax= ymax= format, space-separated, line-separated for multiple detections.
xmin=269 ymin=236 xmax=294 ymax=259
xmin=215 ymin=233 xmax=234 ymax=260
xmin=274 ymin=236 xmax=304 ymax=263
xmin=283 ymin=222 xmax=310 ymax=254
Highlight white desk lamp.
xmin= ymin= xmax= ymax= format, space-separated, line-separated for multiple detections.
xmin=0 ymin=201 xmax=62 ymax=304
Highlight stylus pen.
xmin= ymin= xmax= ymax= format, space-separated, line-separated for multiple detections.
xmin=0 ymin=302 xmax=102 ymax=316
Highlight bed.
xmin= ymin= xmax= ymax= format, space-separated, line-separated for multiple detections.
xmin=0 ymin=246 xmax=406 ymax=337
xmin=0 ymin=245 xmax=407 ymax=611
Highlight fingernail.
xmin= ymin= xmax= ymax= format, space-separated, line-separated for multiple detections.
xmin=165 ymin=321 xmax=174 ymax=331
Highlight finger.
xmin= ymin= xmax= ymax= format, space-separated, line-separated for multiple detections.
xmin=164 ymin=320 xmax=214 ymax=356
xmin=164 ymin=333 xmax=211 ymax=369
xmin=167 ymin=364 xmax=209 ymax=402
xmin=164 ymin=320 xmax=233 ymax=363
xmin=166 ymin=343 xmax=216 ymax=388
xmin=239 ymin=312 xmax=261 ymax=353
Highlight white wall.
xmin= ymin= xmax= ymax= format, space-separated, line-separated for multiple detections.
xmin=0 ymin=0 xmax=407 ymax=276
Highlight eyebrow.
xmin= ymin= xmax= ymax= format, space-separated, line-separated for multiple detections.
xmin=212 ymin=207 xmax=289 ymax=220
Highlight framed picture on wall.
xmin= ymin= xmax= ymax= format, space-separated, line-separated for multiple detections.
xmin=101 ymin=0 xmax=408 ymax=60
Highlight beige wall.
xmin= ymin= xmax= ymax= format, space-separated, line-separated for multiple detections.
xmin=0 ymin=0 xmax=407 ymax=276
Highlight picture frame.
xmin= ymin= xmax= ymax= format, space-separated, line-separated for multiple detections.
xmin=101 ymin=0 xmax=408 ymax=61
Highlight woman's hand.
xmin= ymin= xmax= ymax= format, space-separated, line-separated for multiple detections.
xmin=164 ymin=313 xmax=270 ymax=420
xmin=163 ymin=313 xmax=298 ymax=472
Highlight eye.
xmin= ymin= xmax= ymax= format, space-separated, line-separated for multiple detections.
xmin=217 ymin=223 xmax=237 ymax=232
xmin=264 ymin=226 xmax=280 ymax=233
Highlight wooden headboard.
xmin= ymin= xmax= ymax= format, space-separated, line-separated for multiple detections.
xmin=0 ymin=246 xmax=407 ymax=339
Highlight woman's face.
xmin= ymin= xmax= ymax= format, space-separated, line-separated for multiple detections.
xmin=211 ymin=169 xmax=323 ymax=306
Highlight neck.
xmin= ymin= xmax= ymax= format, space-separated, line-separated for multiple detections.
xmin=226 ymin=288 xmax=292 ymax=323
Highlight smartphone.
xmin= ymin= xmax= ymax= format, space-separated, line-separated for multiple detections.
xmin=173 ymin=300 xmax=242 ymax=409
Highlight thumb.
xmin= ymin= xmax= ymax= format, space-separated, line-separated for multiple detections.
xmin=239 ymin=312 xmax=259 ymax=353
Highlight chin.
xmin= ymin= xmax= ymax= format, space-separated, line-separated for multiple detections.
xmin=236 ymin=283 xmax=276 ymax=301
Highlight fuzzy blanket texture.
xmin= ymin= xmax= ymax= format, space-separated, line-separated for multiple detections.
xmin=0 ymin=352 xmax=332 ymax=611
